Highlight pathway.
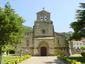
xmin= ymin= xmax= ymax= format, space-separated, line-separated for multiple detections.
xmin=18 ymin=56 xmax=67 ymax=64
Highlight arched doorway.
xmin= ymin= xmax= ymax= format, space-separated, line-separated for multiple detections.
xmin=41 ymin=47 xmax=47 ymax=56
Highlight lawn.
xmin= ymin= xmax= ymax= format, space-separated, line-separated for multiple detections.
xmin=68 ymin=57 xmax=85 ymax=64
xmin=2 ymin=55 xmax=19 ymax=64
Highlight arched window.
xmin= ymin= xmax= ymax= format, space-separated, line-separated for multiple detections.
xmin=40 ymin=16 xmax=43 ymax=21
xmin=44 ymin=16 xmax=47 ymax=21
xmin=26 ymin=40 xmax=29 ymax=46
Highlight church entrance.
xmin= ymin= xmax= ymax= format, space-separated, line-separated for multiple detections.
xmin=41 ymin=47 xmax=47 ymax=56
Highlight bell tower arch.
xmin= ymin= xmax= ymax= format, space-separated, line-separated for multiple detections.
xmin=37 ymin=9 xmax=50 ymax=21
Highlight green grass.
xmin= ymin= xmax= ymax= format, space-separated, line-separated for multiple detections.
xmin=68 ymin=57 xmax=85 ymax=64
xmin=2 ymin=55 xmax=19 ymax=64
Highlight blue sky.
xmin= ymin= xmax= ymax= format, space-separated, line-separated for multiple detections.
xmin=0 ymin=0 xmax=85 ymax=32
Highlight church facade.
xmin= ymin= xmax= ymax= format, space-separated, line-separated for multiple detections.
xmin=16 ymin=10 xmax=69 ymax=56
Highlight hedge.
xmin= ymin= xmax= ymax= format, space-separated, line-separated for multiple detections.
xmin=6 ymin=55 xmax=31 ymax=64
xmin=81 ymin=52 xmax=85 ymax=57
xmin=57 ymin=56 xmax=81 ymax=64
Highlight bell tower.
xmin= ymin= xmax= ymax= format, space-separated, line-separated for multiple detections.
xmin=33 ymin=9 xmax=54 ymax=37
xmin=37 ymin=8 xmax=50 ymax=22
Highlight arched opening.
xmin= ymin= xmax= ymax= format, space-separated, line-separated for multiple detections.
xmin=41 ymin=47 xmax=47 ymax=56
xmin=38 ymin=41 xmax=49 ymax=56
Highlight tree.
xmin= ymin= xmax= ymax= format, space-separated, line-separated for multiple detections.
xmin=2 ymin=44 xmax=16 ymax=55
xmin=81 ymin=46 xmax=85 ymax=50
xmin=0 ymin=2 xmax=24 ymax=64
xmin=81 ymin=46 xmax=85 ymax=57
xmin=60 ymin=31 xmax=73 ymax=40
xmin=70 ymin=3 xmax=85 ymax=40
xmin=23 ymin=25 xmax=32 ymax=32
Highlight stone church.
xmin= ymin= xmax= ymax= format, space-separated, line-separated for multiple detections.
xmin=16 ymin=9 xmax=69 ymax=56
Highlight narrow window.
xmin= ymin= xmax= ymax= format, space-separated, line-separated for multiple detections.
xmin=40 ymin=16 xmax=43 ymax=21
xmin=58 ymin=40 xmax=59 ymax=44
xmin=26 ymin=40 xmax=29 ymax=46
xmin=44 ymin=16 xmax=47 ymax=21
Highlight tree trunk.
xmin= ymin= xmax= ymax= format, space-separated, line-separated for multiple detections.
xmin=0 ymin=47 xmax=2 ymax=64
xmin=6 ymin=50 xmax=9 ymax=55
xmin=20 ymin=49 xmax=22 ymax=57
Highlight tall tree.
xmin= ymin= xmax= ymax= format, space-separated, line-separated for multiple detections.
xmin=60 ymin=31 xmax=73 ymax=40
xmin=0 ymin=2 xmax=24 ymax=64
xmin=70 ymin=3 xmax=85 ymax=40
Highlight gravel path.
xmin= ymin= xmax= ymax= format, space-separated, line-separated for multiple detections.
xmin=18 ymin=56 xmax=66 ymax=64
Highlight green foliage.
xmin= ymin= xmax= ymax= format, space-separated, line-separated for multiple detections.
xmin=2 ymin=25 xmax=32 ymax=52
xmin=57 ymin=56 xmax=81 ymax=64
xmin=70 ymin=3 xmax=85 ymax=40
xmin=57 ymin=56 xmax=73 ymax=64
xmin=0 ymin=2 xmax=24 ymax=47
xmin=81 ymin=52 xmax=85 ymax=57
xmin=2 ymin=56 xmax=19 ymax=64
xmin=23 ymin=25 xmax=32 ymax=33
xmin=81 ymin=46 xmax=85 ymax=50
xmin=0 ymin=2 xmax=24 ymax=64
xmin=2 ymin=44 xmax=15 ymax=52
xmin=60 ymin=31 xmax=73 ymax=40
xmin=6 ymin=61 xmax=16 ymax=64
xmin=68 ymin=57 xmax=85 ymax=64
xmin=16 ymin=55 xmax=31 ymax=63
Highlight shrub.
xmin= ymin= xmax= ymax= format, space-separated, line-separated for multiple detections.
xmin=16 ymin=59 xmax=20 ymax=63
xmin=81 ymin=46 xmax=85 ymax=50
xmin=57 ymin=56 xmax=81 ymax=64
xmin=6 ymin=61 xmax=16 ymax=64
xmin=72 ymin=62 xmax=81 ymax=64
xmin=81 ymin=52 xmax=85 ymax=57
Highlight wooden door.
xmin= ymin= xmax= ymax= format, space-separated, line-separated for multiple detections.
xmin=41 ymin=47 xmax=47 ymax=56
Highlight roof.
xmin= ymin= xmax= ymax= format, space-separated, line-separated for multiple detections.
xmin=37 ymin=9 xmax=50 ymax=14
xmin=72 ymin=40 xmax=83 ymax=43
xmin=55 ymin=32 xmax=66 ymax=38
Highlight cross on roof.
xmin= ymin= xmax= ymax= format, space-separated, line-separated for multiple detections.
xmin=43 ymin=7 xmax=45 ymax=10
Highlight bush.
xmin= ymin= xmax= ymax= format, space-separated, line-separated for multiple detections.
xmin=81 ymin=46 xmax=85 ymax=50
xmin=6 ymin=61 xmax=16 ymax=64
xmin=72 ymin=62 xmax=81 ymax=64
xmin=81 ymin=52 xmax=85 ymax=57
xmin=57 ymin=56 xmax=81 ymax=64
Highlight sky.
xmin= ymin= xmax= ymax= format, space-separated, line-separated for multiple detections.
xmin=0 ymin=0 xmax=85 ymax=32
